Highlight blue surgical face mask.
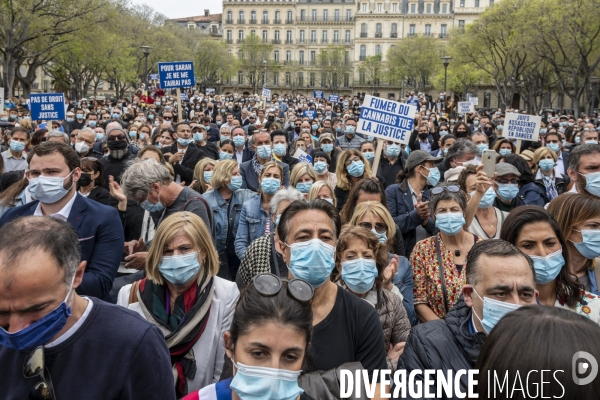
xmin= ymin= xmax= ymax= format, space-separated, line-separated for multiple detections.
xmin=313 ymin=161 xmax=328 ymax=175
xmin=233 ymin=135 xmax=246 ymax=147
xmin=0 ymin=277 xmax=74 ymax=350
xmin=529 ymin=249 xmax=564 ymax=284
xmin=336 ymin=126 xmax=342 ymax=133
xmin=220 ymin=151 xmax=233 ymax=160
xmin=220 ymin=135 xmax=231 ymax=142
xmin=129 ymin=131 xmax=137 ymax=139
xmin=286 ymin=238 xmax=336 ymax=288
xmin=470 ymin=187 xmax=496 ymax=209
xmin=539 ymin=159 xmax=555 ymax=172
xmin=575 ymin=136 xmax=581 ymax=144
xmin=228 ymin=175 xmax=243 ymax=191
xmin=547 ymin=143 xmax=560 ymax=153
xmin=88 ymin=120 xmax=97 ymax=128
xmin=321 ymin=143 xmax=333 ymax=153
xmin=435 ymin=212 xmax=466 ymax=236
xmin=422 ymin=166 xmax=440 ymax=186
xmin=571 ymin=229 xmax=600 ymax=259
xmin=386 ymin=144 xmax=401 ymax=158
xmin=158 ymin=252 xmax=201 ymax=286
xmin=193 ymin=132 xmax=204 ymax=142
xmin=261 ymin=177 xmax=281 ymax=194
xmin=139 ymin=133 xmax=146 ymax=141
xmin=476 ymin=143 xmax=488 ymax=156
xmin=155 ymin=142 xmax=162 ymax=149
xmin=177 ymin=137 xmax=193 ymax=146
xmin=362 ymin=151 xmax=375 ymax=161
xmin=345 ymin=126 xmax=356 ymax=135
xmin=585 ymin=140 xmax=599 ymax=145
xmin=497 ymin=183 xmax=519 ymax=201
xmin=539 ymin=128 xmax=547 ymax=135
xmin=347 ymin=160 xmax=365 ymax=177
xmin=66 ymin=117 xmax=74 ymax=123
xmin=498 ymin=148 xmax=512 ymax=156
xmin=230 ymin=360 xmax=304 ymax=400
xmin=472 ymin=288 xmax=522 ymax=334
xmin=273 ymin=143 xmax=287 ymax=156
xmin=497 ymin=125 xmax=504 ymax=131
xmin=372 ymin=228 xmax=387 ymax=243
xmin=257 ymin=145 xmax=272 ymax=159
xmin=96 ymin=132 xmax=104 ymax=141
xmin=579 ymin=171 xmax=600 ymax=197
xmin=296 ymin=181 xmax=313 ymax=193
xmin=112 ymin=113 xmax=120 ymax=119
xmin=341 ymin=258 xmax=378 ymax=294
xmin=140 ymin=191 xmax=165 ymax=212
xmin=312 ymin=124 xmax=319 ymax=131
xmin=203 ymin=171 xmax=213 ymax=183
xmin=10 ymin=140 xmax=25 ymax=153
xmin=29 ymin=171 xmax=74 ymax=204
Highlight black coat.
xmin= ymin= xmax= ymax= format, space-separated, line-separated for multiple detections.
xmin=87 ymin=186 xmax=111 ymax=205
xmin=396 ymin=297 xmax=486 ymax=399
xmin=161 ymin=143 xmax=205 ymax=185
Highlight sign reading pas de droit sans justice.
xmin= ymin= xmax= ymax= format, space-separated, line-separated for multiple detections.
xmin=29 ymin=93 xmax=66 ymax=120
xmin=158 ymin=62 xmax=194 ymax=89
xmin=357 ymin=95 xmax=417 ymax=145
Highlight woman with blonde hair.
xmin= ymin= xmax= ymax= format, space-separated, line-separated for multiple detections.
xmin=334 ymin=149 xmax=373 ymax=210
xmin=234 ymin=161 xmax=283 ymax=260
xmin=202 ymin=159 xmax=257 ymax=279
xmin=117 ymin=212 xmax=239 ymax=397
xmin=532 ymin=147 xmax=566 ymax=201
xmin=290 ymin=162 xmax=317 ymax=197
xmin=548 ymin=194 xmax=600 ymax=295
xmin=192 ymin=158 xmax=217 ymax=194
xmin=307 ymin=180 xmax=336 ymax=207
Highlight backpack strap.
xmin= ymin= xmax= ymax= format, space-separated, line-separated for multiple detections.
xmin=435 ymin=235 xmax=450 ymax=315
xmin=180 ymin=196 xmax=213 ymax=231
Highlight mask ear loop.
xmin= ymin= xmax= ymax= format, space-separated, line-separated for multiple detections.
xmin=469 ymin=287 xmax=485 ymax=329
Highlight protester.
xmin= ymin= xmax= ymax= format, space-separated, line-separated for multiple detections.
xmin=192 ymin=158 xmax=216 ymax=195
xmin=161 ymin=122 xmax=205 ymax=186
xmin=184 ymin=272 xmax=315 ymax=400
xmin=503 ymin=154 xmax=546 ymax=206
xmin=532 ymin=146 xmax=566 ymax=201
xmin=117 ymin=212 xmax=239 ymax=397
xmin=1 ymin=127 xmax=28 ymax=173
xmin=501 ymin=206 xmax=600 ymax=322
xmin=492 ymin=162 xmax=526 ymax=212
xmin=307 ymin=180 xmax=336 ymax=207
xmin=411 ymin=183 xmax=483 ymax=321
xmin=239 ymin=130 xmax=290 ymax=191
xmin=78 ymin=156 xmax=110 ymax=205
xmin=0 ymin=142 xmax=123 ymax=300
xmin=271 ymin=129 xmax=299 ymax=170
xmin=567 ymin=143 xmax=600 ymax=197
xmin=0 ymin=216 xmax=175 ymax=399
xmin=334 ymin=149 xmax=373 ymax=210
xmin=398 ymin=239 xmax=537 ymax=397
xmin=290 ymin=162 xmax=317 ymax=196
xmin=202 ymin=159 xmax=257 ymax=279
xmin=191 ymin=124 xmax=219 ymax=160
xmin=312 ymin=150 xmax=337 ymax=188
xmin=98 ymin=126 xmax=137 ymax=190
xmin=548 ymin=193 xmax=600 ymax=295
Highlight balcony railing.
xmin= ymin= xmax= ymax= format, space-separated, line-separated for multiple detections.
xmin=424 ymin=31 xmax=432 ymax=36
xmin=226 ymin=19 xmax=233 ymax=24
xmin=272 ymin=39 xmax=281 ymax=44
xmin=285 ymin=39 xmax=293 ymax=44
xmin=226 ymin=39 xmax=233 ymax=44
xmin=359 ymin=55 xmax=366 ymax=61
xmin=375 ymin=32 xmax=382 ymax=38
xmin=249 ymin=19 xmax=257 ymax=24
xmin=237 ymin=38 xmax=245 ymax=43
xmin=274 ymin=18 xmax=281 ymax=24
xmin=360 ymin=32 xmax=367 ymax=38
xmin=333 ymin=39 xmax=340 ymax=44
xmin=390 ymin=32 xmax=398 ymax=38
xmin=310 ymin=39 xmax=317 ymax=44
xmin=439 ymin=33 xmax=447 ymax=38
xmin=262 ymin=19 xmax=269 ymax=24
xmin=297 ymin=39 xmax=306 ymax=44
xmin=408 ymin=32 xmax=416 ymax=37
xmin=296 ymin=17 xmax=354 ymax=24
xmin=321 ymin=39 xmax=328 ymax=44
xmin=237 ymin=18 xmax=245 ymax=24
xmin=344 ymin=39 xmax=353 ymax=44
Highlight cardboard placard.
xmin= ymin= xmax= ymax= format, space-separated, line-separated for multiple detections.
xmin=356 ymin=95 xmax=417 ymax=145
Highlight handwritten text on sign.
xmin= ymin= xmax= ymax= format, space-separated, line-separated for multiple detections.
xmin=504 ymin=113 xmax=541 ymax=142
xmin=328 ymin=94 xmax=339 ymax=103
xmin=158 ymin=62 xmax=194 ymax=89
xmin=458 ymin=102 xmax=475 ymax=114
xmin=30 ymin=93 xmax=66 ymax=120
xmin=357 ymin=95 xmax=417 ymax=145
xmin=314 ymin=90 xmax=324 ymax=99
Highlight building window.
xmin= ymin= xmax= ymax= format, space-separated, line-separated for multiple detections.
xmin=410 ymin=3 xmax=416 ymax=13
xmin=359 ymin=70 xmax=366 ymax=84
xmin=475 ymin=0 xmax=480 ymax=6
xmin=490 ymin=0 xmax=494 ymax=5
xmin=275 ymin=30 xmax=281 ymax=41
xmin=333 ymin=30 xmax=340 ymax=43
xmin=250 ymin=10 xmax=256 ymax=22
xmin=345 ymin=30 xmax=351 ymax=42
xmin=238 ymin=50 xmax=243 ymax=60
xmin=238 ymin=30 xmax=244 ymax=40
xmin=426 ymin=3 xmax=431 ymax=13
xmin=238 ymin=71 xmax=244 ymax=84
xmin=285 ymin=72 xmax=291 ymax=85
xmin=346 ymin=9 xmax=352 ymax=20
xmin=227 ymin=10 xmax=232 ymax=23
xmin=274 ymin=50 xmax=279 ymax=61
xmin=310 ymin=72 xmax=315 ymax=87
xmin=362 ymin=3 xmax=367 ymax=12
xmin=322 ymin=30 xmax=328 ymax=43
xmin=300 ymin=9 xmax=306 ymax=21
xmin=310 ymin=30 xmax=317 ymax=43
xmin=275 ymin=11 xmax=280 ymax=22
xmin=286 ymin=30 xmax=292 ymax=42
xmin=273 ymin=73 xmax=279 ymax=86
xmin=334 ymin=9 xmax=340 ymax=21
xmin=310 ymin=51 xmax=316 ymax=64
xmin=375 ymin=23 xmax=382 ymax=37
xmin=262 ymin=30 xmax=268 ymax=41
xmin=300 ymin=30 xmax=305 ymax=42
xmin=361 ymin=23 xmax=367 ymax=37
xmin=375 ymin=45 xmax=381 ymax=55
xmin=409 ymin=24 xmax=415 ymax=36
xmin=299 ymin=51 xmax=304 ymax=64
xmin=286 ymin=50 xmax=292 ymax=61
xmin=377 ymin=3 xmax=382 ymax=12
xmin=298 ymin=72 xmax=304 ymax=87
xmin=392 ymin=3 xmax=397 ymax=12
xmin=263 ymin=11 xmax=268 ymax=23
xmin=360 ymin=45 xmax=366 ymax=61
xmin=287 ymin=10 xmax=293 ymax=22
xmin=312 ymin=10 xmax=317 ymax=21
xmin=425 ymin=24 xmax=431 ymax=36
xmin=391 ymin=23 xmax=397 ymax=37
xmin=460 ymin=0 xmax=465 ymax=7
xmin=321 ymin=73 xmax=327 ymax=86
xmin=251 ymin=30 xmax=256 ymax=36
xmin=345 ymin=51 xmax=350 ymax=64
xmin=458 ymin=20 xmax=465 ymax=30
xmin=440 ymin=24 xmax=447 ymax=37
xmin=227 ymin=30 xmax=232 ymax=41
xmin=239 ymin=11 xmax=244 ymax=22
xmin=442 ymin=4 xmax=447 ymax=13
xmin=323 ymin=9 xmax=328 ymax=21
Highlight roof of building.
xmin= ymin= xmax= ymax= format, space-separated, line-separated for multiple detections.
xmin=169 ymin=13 xmax=222 ymax=23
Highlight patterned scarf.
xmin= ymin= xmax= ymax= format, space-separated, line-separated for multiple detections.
xmin=542 ymin=175 xmax=558 ymax=201
xmin=251 ymin=155 xmax=263 ymax=177
xmin=136 ymin=273 xmax=214 ymax=397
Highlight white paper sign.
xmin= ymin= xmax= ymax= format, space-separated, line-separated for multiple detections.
xmin=292 ymin=148 xmax=313 ymax=163
xmin=0 ymin=88 xmax=4 ymax=113
xmin=469 ymin=97 xmax=478 ymax=106
xmin=356 ymin=95 xmax=417 ymax=145
xmin=504 ymin=113 xmax=542 ymax=142
xmin=458 ymin=102 xmax=475 ymax=114
xmin=262 ymin=87 xmax=271 ymax=98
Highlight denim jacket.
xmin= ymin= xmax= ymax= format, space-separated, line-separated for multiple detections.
xmin=202 ymin=188 xmax=257 ymax=253
xmin=234 ymin=194 xmax=269 ymax=260
xmin=0 ymin=188 xmax=27 ymax=219
xmin=392 ymin=254 xmax=417 ymax=326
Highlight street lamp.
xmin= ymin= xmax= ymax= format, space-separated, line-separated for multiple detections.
xmin=263 ymin=60 xmax=267 ymax=88
xmin=352 ymin=65 xmax=355 ymax=97
xmin=140 ymin=46 xmax=152 ymax=93
xmin=441 ymin=55 xmax=452 ymax=94
xmin=590 ymin=76 xmax=599 ymax=116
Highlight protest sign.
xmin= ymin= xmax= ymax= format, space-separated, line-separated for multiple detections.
xmin=303 ymin=110 xmax=316 ymax=119
xmin=293 ymin=148 xmax=313 ymax=164
xmin=469 ymin=97 xmax=478 ymax=106
xmin=149 ymin=74 xmax=159 ymax=81
xmin=30 ymin=93 xmax=66 ymax=121
xmin=357 ymin=95 xmax=417 ymax=145
xmin=206 ymin=88 xmax=216 ymax=96
xmin=158 ymin=62 xmax=194 ymax=89
xmin=180 ymin=92 xmax=188 ymax=101
xmin=504 ymin=113 xmax=542 ymax=142
xmin=457 ymin=101 xmax=475 ymax=114
xmin=328 ymin=94 xmax=339 ymax=103
xmin=0 ymin=88 xmax=4 ymax=113
xmin=262 ymin=87 xmax=271 ymax=98
xmin=314 ymin=90 xmax=324 ymax=99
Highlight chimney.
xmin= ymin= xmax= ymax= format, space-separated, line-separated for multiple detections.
xmin=204 ymin=9 xmax=209 ymax=16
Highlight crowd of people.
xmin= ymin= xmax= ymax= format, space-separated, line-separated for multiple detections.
xmin=1 ymin=89 xmax=600 ymax=399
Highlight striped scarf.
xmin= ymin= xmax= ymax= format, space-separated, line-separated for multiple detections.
xmin=542 ymin=175 xmax=558 ymax=201
xmin=136 ymin=273 xmax=214 ymax=397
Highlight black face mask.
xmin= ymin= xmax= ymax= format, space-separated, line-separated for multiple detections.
xmin=78 ymin=173 xmax=93 ymax=187
xmin=419 ymin=133 xmax=429 ymax=140
xmin=107 ymin=140 xmax=128 ymax=150
xmin=484 ymin=129 xmax=493 ymax=136
xmin=456 ymin=130 xmax=467 ymax=138
xmin=294 ymin=126 xmax=301 ymax=133
xmin=268 ymin=116 xmax=275 ymax=122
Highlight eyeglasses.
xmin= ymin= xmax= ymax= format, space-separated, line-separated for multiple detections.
xmin=163 ymin=117 xmax=173 ymax=121
xmin=496 ymin=179 xmax=519 ymax=185
xmin=70 ymin=134 xmax=77 ymax=137
xmin=431 ymin=185 xmax=461 ymax=195
xmin=107 ymin=135 xmax=126 ymax=141
xmin=24 ymin=346 xmax=55 ymax=400
xmin=253 ymin=273 xmax=314 ymax=302
xmin=358 ymin=222 xmax=387 ymax=234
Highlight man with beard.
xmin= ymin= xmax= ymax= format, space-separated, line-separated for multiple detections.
xmin=98 ymin=125 xmax=137 ymax=190
xmin=0 ymin=142 xmax=124 ymax=301
xmin=567 ymin=143 xmax=600 ymax=198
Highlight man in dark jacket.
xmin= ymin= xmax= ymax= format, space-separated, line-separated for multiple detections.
xmin=161 ymin=121 xmax=205 ymax=185
xmin=396 ymin=239 xmax=537 ymax=399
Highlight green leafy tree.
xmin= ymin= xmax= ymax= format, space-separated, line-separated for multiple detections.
xmin=317 ymin=45 xmax=351 ymax=93
xmin=239 ymin=34 xmax=273 ymax=94
xmin=358 ymin=55 xmax=384 ymax=94
xmin=387 ymin=35 xmax=443 ymax=93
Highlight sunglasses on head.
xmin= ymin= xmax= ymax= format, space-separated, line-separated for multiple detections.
xmin=253 ymin=273 xmax=314 ymax=302
xmin=431 ymin=185 xmax=461 ymax=195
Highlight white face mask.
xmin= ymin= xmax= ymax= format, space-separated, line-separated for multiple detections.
xmin=74 ymin=142 xmax=90 ymax=154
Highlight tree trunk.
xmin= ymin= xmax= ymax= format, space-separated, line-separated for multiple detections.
xmin=2 ymin=54 xmax=17 ymax=99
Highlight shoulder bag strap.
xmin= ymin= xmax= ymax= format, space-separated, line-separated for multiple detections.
xmin=129 ymin=280 xmax=140 ymax=304
xmin=180 ymin=196 xmax=213 ymax=230
xmin=270 ymin=218 xmax=281 ymax=277
xmin=435 ymin=235 xmax=449 ymax=315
